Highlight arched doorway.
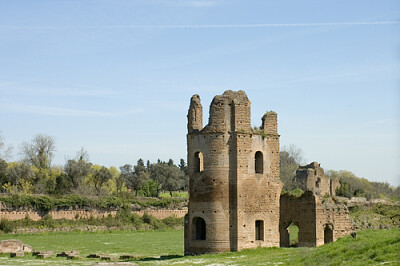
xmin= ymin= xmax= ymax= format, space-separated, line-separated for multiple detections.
xmin=192 ymin=217 xmax=206 ymax=240
xmin=280 ymin=222 xmax=299 ymax=247
xmin=288 ymin=222 xmax=299 ymax=247
xmin=324 ymin=224 xmax=333 ymax=244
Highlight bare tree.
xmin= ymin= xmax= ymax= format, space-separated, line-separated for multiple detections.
xmin=21 ymin=134 xmax=56 ymax=169
xmin=0 ymin=131 xmax=13 ymax=160
xmin=75 ymin=147 xmax=89 ymax=162
xmin=280 ymin=144 xmax=305 ymax=190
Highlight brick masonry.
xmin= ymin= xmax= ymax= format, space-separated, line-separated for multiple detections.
xmin=185 ymin=90 xmax=353 ymax=254
xmin=0 ymin=209 xmax=187 ymax=221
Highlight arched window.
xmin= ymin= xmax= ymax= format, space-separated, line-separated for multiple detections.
xmin=324 ymin=224 xmax=333 ymax=244
xmin=193 ymin=217 xmax=206 ymax=240
xmin=255 ymin=220 xmax=264 ymax=241
xmin=316 ymin=178 xmax=321 ymax=188
xmin=255 ymin=151 xmax=263 ymax=174
xmin=194 ymin=152 xmax=204 ymax=173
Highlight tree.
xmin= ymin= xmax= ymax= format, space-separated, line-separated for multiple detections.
xmin=178 ymin=158 xmax=189 ymax=191
xmin=120 ymin=163 xmax=134 ymax=191
xmin=7 ymin=162 xmax=34 ymax=186
xmin=92 ymin=166 xmax=112 ymax=194
xmin=21 ymin=134 xmax=56 ymax=169
xmin=120 ymin=160 xmax=149 ymax=196
xmin=63 ymin=159 xmax=92 ymax=193
xmin=280 ymin=144 xmax=304 ymax=190
xmin=149 ymin=162 xmax=168 ymax=197
xmin=0 ymin=159 xmax=7 ymax=186
xmin=0 ymin=132 xmax=13 ymax=160
xmin=115 ymin=172 xmax=125 ymax=193
xmin=149 ymin=161 xmax=186 ymax=197
xmin=163 ymin=164 xmax=185 ymax=196
xmin=132 ymin=159 xmax=149 ymax=195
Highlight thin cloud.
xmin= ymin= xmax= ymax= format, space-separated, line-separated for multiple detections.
xmin=0 ymin=21 xmax=398 ymax=30
xmin=0 ymin=81 xmax=118 ymax=97
xmin=273 ymin=63 xmax=399 ymax=87
xmin=150 ymin=0 xmax=220 ymax=8
xmin=185 ymin=0 xmax=219 ymax=7
xmin=0 ymin=103 xmax=143 ymax=117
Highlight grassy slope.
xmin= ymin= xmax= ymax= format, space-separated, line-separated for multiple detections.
xmin=0 ymin=229 xmax=398 ymax=265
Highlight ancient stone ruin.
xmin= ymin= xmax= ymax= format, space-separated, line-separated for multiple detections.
xmin=0 ymin=239 xmax=32 ymax=256
xmin=295 ymin=162 xmax=340 ymax=197
xmin=184 ymin=90 xmax=353 ymax=254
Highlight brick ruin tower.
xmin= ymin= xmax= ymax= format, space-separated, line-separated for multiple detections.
xmin=184 ymin=90 xmax=282 ymax=254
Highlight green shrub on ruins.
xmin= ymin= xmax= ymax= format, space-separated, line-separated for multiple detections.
xmin=281 ymin=188 xmax=305 ymax=198
xmin=0 ymin=194 xmax=187 ymax=212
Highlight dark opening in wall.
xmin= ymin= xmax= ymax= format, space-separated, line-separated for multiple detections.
xmin=255 ymin=220 xmax=264 ymax=241
xmin=324 ymin=224 xmax=333 ymax=244
xmin=316 ymin=178 xmax=321 ymax=188
xmin=193 ymin=217 xmax=206 ymax=240
xmin=194 ymin=152 xmax=204 ymax=173
xmin=255 ymin=151 xmax=263 ymax=174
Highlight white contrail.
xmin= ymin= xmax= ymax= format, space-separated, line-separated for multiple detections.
xmin=0 ymin=21 xmax=398 ymax=30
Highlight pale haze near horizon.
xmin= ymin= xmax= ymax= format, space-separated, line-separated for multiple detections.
xmin=0 ymin=0 xmax=399 ymax=186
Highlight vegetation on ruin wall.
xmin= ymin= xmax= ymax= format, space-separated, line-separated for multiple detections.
xmin=280 ymin=188 xmax=305 ymax=198
xmin=0 ymin=193 xmax=187 ymax=211
xmin=0 ymin=229 xmax=398 ymax=265
xmin=0 ymin=210 xmax=184 ymax=234
xmin=280 ymin=145 xmax=400 ymax=201
xmin=349 ymin=203 xmax=400 ymax=230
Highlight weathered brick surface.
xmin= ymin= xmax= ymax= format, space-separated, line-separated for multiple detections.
xmin=185 ymin=90 xmax=353 ymax=254
xmin=280 ymin=190 xmax=353 ymax=247
xmin=295 ymin=162 xmax=339 ymax=197
xmin=0 ymin=240 xmax=32 ymax=254
xmin=185 ymin=91 xmax=282 ymax=254
xmin=0 ymin=209 xmax=187 ymax=221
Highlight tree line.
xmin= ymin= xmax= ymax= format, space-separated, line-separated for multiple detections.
xmin=0 ymin=133 xmax=188 ymax=197
xmin=1 ymin=133 xmax=399 ymax=200
xmin=280 ymin=145 xmax=400 ymax=200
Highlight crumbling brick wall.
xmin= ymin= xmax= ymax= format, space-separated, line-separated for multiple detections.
xmin=295 ymin=162 xmax=338 ymax=197
xmin=280 ymin=191 xmax=353 ymax=247
xmin=185 ymin=90 xmax=353 ymax=255
xmin=185 ymin=91 xmax=282 ymax=254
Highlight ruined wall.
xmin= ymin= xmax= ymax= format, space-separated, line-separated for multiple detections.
xmin=185 ymin=90 xmax=282 ymax=254
xmin=185 ymin=90 xmax=352 ymax=255
xmin=280 ymin=192 xmax=353 ymax=247
xmin=0 ymin=209 xmax=187 ymax=221
xmin=296 ymin=162 xmax=337 ymax=197
xmin=280 ymin=192 xmax=317 ymax=247
xmin=315 ymin=197 xmax=353 ymax=246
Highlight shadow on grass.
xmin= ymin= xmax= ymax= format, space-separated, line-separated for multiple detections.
xmin=137 ymin=254 xmax=184 ymax=262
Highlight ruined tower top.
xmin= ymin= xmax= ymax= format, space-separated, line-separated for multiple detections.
xmin=188 ymin=90 xmax=251 ymax=133
xmin=187 ymin=94 xmax=203 ymax=133
xmin=262 ymin=111 xmax=278 ymax=135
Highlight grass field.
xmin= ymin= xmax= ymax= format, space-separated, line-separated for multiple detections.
xmin=0 ymin=228 xmax=399 ymax=265
xmin=158 ymin=191 xmax=188 ymax=199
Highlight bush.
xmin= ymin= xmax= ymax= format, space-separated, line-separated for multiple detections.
xmin=0 ymin=219 xmax=13 ymax=233
xmin=162 ymin=215 xmax=184 ymax=227
xmin=142 ymin=212 xmax=165 ymax=230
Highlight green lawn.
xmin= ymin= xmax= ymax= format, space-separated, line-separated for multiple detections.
xmin=0 ymin=229 xmax=398 ymax=265
xmin=159 ymin=191 xmax=188 ymax=198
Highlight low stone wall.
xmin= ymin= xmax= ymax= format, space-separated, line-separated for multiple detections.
xmin=0 ymin=209 xmax=187 ymax=221
xmin=134 ymin=210 xmax=187 ymax=219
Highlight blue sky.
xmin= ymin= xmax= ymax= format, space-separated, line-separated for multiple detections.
xmin=0 ymin=0 xmax=399 ymax=186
